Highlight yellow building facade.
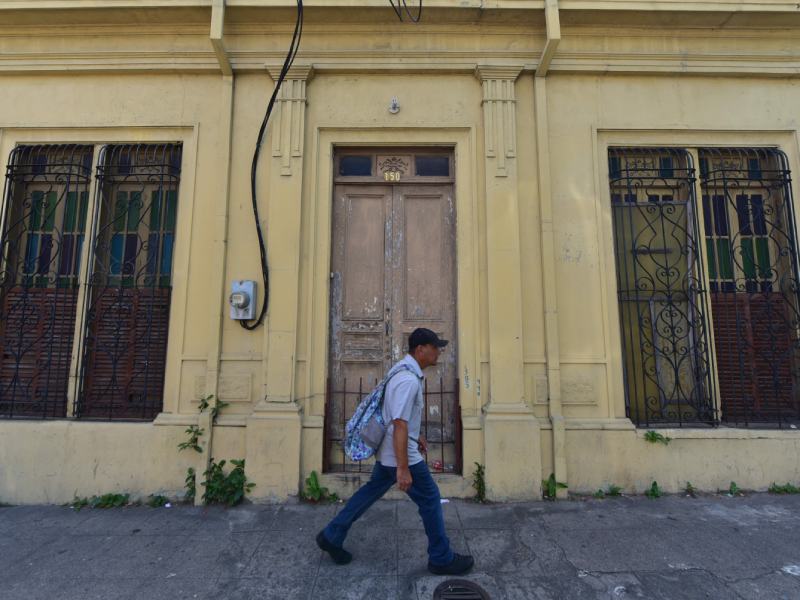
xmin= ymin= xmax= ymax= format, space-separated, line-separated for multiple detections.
xmin=1 ymin=0 xmax=800 ymax=504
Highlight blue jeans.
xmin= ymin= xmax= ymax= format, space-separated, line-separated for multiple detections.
xmin=322 ymin=461 xmax=454 ymax=566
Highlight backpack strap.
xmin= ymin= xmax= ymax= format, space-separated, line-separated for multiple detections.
xmin=380 ymin=364 xmax=424 ymax=445
xmin=378 ymin=364 xmax=421 ymax=409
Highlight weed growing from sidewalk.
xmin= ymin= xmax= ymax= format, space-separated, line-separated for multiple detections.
xmin=644 ymin=431 xmax=672 ymax=446
xmin=70 ymin=493 xmax=131 ymax=510
xmin=185 ymin=468 xmax=196 ymax=502
xmin=727 ymin=481 xmax=743 ymax=497
xmin=203 ymin=459 xmax=255 ymax=507
xmin=684 ymin=481 xmax=697 ymax=498
xmin=593 ymin=484 xmax=622 ymax=499
xmin=146 ymin=494 xmax=170 ymax=508
xmin=300 ymin=470 xmax=339 ymax=504
xmin=179 ymin=394 xmax=255 ymax=506
xmin=472 ymin=462 xmax=487 ymax=503
xmin=645 ymin=481 xmax=662 ymax=499
xmin=542 ymin=473 xmax=568 ymax=501
xmin=769 ymin=482 xmax=800 ymax=494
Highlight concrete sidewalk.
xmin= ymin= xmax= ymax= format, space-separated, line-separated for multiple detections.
xmin=1 ymin=494 xmax=800 ymax=600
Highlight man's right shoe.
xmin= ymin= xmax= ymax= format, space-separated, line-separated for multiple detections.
xmin=316 ymin=531 xmax=353 ymax=565
xmin=428 ymin=553 xmax=474 ymax=575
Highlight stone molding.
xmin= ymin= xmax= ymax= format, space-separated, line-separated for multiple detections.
xmin=476 ymin=65 xmax=522 ymax=178
xmin=266 ymin=65 xmax=313 ymax=176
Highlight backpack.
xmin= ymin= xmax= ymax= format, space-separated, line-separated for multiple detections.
xmin=344 ymin=364 xmax=415 ymax=461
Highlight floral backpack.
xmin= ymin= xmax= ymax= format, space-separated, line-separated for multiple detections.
xmin=344 ymin=364 xmax=414 ymax=461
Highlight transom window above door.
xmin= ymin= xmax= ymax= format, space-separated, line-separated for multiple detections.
xmin=335 ymin=149 xmax=454 ymax=183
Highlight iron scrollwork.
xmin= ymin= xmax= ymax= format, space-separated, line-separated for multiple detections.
xmin=75 ymin=143 xmax=182 ymax=420
xmin=609 ymin=148 xmax=717 ymax=427
xmin=0 ymin=145 xmax=93 ymax=418
xmin=699 ymin=148 xmax=800 ymax=427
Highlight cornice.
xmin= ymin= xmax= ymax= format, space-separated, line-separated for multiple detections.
xmin=475 ymin=65 xmax=524 ymax=80
xmin=266 ymin=64 xmax=314 ymax=81
xmin=2 ymin=51 xmax=800 ymax=76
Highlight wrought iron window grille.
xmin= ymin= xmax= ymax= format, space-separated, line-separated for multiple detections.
xmin=0 ymin=143 xmax=182 ymax=422
xmin=0 ymin=145 xmax=94 ymax=418
xmin=609 ymin=146 xmax=800 ymax=429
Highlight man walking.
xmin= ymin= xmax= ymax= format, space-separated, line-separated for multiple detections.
xmin=316 ymin=328 xmax=474 ymax=575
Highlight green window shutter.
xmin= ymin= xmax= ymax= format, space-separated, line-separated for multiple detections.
xmin=740 ymin=238 xmax=756 ymax=280
xmin=150 ymin=190 xmax=162 ymax=230
xmin=755 ymin=238 xmax=771 ymax=280
xmin=42 ymin=191 xmax=57 ymax=232
xmin=127 ymin=191 xmax=142 ymax=230
xmin=705 ymin=239 xmax=717 ymax=280
xmin=30 ymin=191 xmax=43 ymax=230
xmin=78 ymin=191 xmax=89 ymax=232
xmin=64 ymin=192 xmax=77 ymax=233
xmin=716 ymin=239 xmax=734 ymax=280
xmin=114 ymin=192 xmax=128 ymax=232
xmin=165 ymin=190 xmax=177 ymax=231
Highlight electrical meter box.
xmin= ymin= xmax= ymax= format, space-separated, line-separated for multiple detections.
xmin=230 ymin=280 xmax=256 ymax=320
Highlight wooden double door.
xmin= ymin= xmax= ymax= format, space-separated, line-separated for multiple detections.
xmin=326 ymin=166 xmax=458 ymax=471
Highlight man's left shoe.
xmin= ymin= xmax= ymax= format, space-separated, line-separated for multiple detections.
xmin=428 ymin=553 xmax=474 ymax=575
xmin=316 ymin=531 xmax=353 ymax=565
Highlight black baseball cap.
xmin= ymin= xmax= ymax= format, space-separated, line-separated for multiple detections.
xmin=409 ymin=328 xmax=449 ymax=351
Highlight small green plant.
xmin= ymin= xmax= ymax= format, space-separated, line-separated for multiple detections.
xmin=71 ymin=496 xmax=90 ymax=511
xmin=146 ymin=494 xmax=170 ymax=508
xmin=644 ymin=430 xmax=672 ymax=446
xmin=542 ymin=473 xmax=568 ymax=501
xmin=727 ymin=481 xmax=743 ymax=497
xmin=684 ymin=481 xmax=697 ymax=498
xmin=645 ymin=481 xmax=662 ymax=499
xmin=71 ymin=493 xmax=131 ymax=510
xmin=472 ymin=462 xmax=487 ymax=503
xmin=202 ymin=459 xmax=255 ymax=506
xmin=768 ymin=482 xmax=800 ymax=494
xmin=592 ymin=489 xmax=606 ymax=499
xmin=198 ymin=394 xmax=230 ymax=424
xmin=92 ymin=493 xmax=130 ymax=508
xmin=301 ymin=470 xmax=339 ymax=504
xmin=177 ymin=425 xmax=204 ymax=453
xmin=185 ymin=467 xmax=196 ymax=502
xmin=606 ymin=484 xmax=623 ymax=497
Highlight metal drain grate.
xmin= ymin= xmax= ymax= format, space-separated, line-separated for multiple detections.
xmin=433 ymin=579 xmax=491 ymax=600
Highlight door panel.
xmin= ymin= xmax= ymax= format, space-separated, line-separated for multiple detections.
xmin=390 ymin=186 xmax=456 ymax=378
xmin=327 ymin=178 xmax=458 ymax=472
xmin=390 ymin=185 xmax=457 ymax=471
xmin=328 ymin=185 xmax=390 ymax=468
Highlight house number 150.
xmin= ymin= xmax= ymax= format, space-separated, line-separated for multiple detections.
xmin=384 ymin=171 xmax=401 ymax=181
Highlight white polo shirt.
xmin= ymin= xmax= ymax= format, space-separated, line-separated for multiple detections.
xmin=377 ymin=354 xmax=425 ymax=467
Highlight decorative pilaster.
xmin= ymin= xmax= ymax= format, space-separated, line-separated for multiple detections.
xmin=477 ymin=66 xmax=520 ymax=177
xmin=475 ymin=65 xmax=541 ymax=500
xmin=268 ymin=66 xmax=312 ymax=176
xmin=247 ymin=65 xmax=313 ymax=501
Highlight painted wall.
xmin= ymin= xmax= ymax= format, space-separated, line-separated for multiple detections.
xmin=1 ymin=2 xmax=800 ymax=504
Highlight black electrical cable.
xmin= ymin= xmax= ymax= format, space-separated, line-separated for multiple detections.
xmin=240 ymin=0 xmax=304 ymax=330
xmin=389 ymin=0 xmax=423 ymax=22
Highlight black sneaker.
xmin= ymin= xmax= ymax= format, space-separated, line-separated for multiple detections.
xmin=316 ymin=531 xmax=353 ymax=565
xmin=428 ymin=553 xmax=474 ymax=575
